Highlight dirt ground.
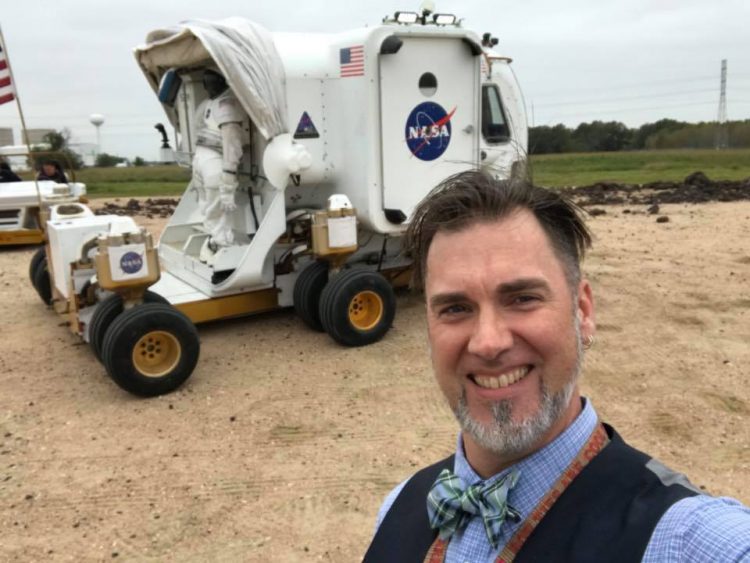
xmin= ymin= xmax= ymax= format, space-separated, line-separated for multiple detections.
xmin=1 ymin=196 xmax=748 ymax=562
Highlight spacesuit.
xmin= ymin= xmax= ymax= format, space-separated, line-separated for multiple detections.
xmin=193 ymin=70 xmax=246 ymax=262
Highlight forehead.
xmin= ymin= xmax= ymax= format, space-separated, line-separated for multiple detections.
xmin=424 ymin=211 xmax=567 ymax=293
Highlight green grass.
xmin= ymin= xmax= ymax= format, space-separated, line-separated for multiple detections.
xmin=79 ymin=181 xmax=188 ymax=198
xmin=77 ymin=165 xmax=190 ymax=197
xmin=530 ymin=148 xmax=750 ymax=188
xmin=15 ymin=150 xmax=750 ymax=197
xmin=19 ymin=165 xmax=190 ymax=197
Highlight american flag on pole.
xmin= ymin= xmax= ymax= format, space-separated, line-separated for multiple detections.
xmin=0 ymin=39 xmax=14 ymax=106
xmin=339 ymin=45 xmax=364 ymax=78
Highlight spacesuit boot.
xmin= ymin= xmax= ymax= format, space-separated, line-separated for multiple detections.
xmin=199 ymin=237 xmax=220 ymax=265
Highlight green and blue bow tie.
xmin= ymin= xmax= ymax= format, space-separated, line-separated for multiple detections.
xmin=426 ymin=468 xmax=522 ymax=549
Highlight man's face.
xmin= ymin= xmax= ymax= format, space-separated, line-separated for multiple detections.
xmin=424 ymin=210 xmax=595 ymax=463
xmin=42 ymin=164 xmax=55 ymax=176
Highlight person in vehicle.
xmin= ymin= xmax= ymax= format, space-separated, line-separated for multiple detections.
xmin=36 ymin=160 xmax=68 ymax=183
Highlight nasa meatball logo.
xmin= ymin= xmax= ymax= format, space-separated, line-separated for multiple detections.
xmin=120 ymin=252 xmax=144 ymax=275
xmin=405 ymin=102 xmax=456 ymax=161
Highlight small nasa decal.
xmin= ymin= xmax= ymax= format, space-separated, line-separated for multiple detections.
xmin=294 ymin=111 xmax=320 ymax=139
xmin=405 ymin=102 xmax=456 ymax=161
xmin=120 ymin=251 xmax=144 ymax=275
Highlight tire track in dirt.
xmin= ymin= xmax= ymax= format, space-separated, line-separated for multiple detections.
xmin=15 ymin=471 xmax=402 ymax=514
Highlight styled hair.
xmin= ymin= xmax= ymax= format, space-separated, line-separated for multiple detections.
xmin=40 ymin=159 xmax=60 ymax=169
xmin=405 ymin=170 xmax=592 ymax=291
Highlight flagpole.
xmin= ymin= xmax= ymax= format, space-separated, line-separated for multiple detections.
xmin=0 ymin=24 xmax=43 ymax=211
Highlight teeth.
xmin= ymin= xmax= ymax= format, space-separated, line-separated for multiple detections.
xmin=474 ymin=367 xmax=529 ymax=389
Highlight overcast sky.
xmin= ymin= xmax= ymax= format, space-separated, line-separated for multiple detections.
xmin=1 ymin=0 xmax=748 ymax=160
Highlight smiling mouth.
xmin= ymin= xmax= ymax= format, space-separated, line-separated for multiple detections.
xmin=472 ymin=366 xmax=531 ymax=389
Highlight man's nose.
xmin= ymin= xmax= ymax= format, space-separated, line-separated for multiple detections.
xmin=467 ymin=309 xmax=514 ymax=360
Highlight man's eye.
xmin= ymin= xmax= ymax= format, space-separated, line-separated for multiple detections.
xmin=513 ymin=295 xmax=540 ymax=305
xmin=439 ymin=304 xmax=470 ymax=316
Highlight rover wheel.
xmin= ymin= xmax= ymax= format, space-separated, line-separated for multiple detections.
xmin=89 ymin=291 xmax=169 ymax=362
xmin=101 ymin=303 xmax=199 ymax=397
xmin=319 ymin=269 xmax=396 ymax=347
xmin=293 ymin=260 xmax=329 ymax=331
xmin=29 ymin=247 xmax=46 ymax=284
xmin=31 ymin=256 xmax=52 ymax=305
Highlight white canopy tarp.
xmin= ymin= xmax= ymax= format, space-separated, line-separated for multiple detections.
xmin=134 ymin=17 xmax=288 ymax=140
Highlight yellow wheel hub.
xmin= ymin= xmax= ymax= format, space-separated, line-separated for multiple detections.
xmin=132 ymin=331 xmax=181 ymax=378
xmin=348 ymin=290 xmax=383 ymax=331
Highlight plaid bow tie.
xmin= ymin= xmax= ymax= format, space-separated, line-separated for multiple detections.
xmin=427 ymin=468 xmax=522 ymax=549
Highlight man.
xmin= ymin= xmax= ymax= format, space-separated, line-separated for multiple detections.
xmin=193 ymin=69 xmax=246 ymax=263
xmin=365 ymin=171 xmax=750 ymax=562
xmin=36 ymin=160 xmax=68 ymax=183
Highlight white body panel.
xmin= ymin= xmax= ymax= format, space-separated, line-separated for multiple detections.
xmin=379 ymin=36 xmax=478 ymax=222
xmin=46 ymin=214 xmax=139 ymax=298
xmin=480 ymin=57 xmax=528 ymax=175
xmin=147 ymin=270 xmax=210 ymax=304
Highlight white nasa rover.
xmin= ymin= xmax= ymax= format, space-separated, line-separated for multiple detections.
xmin=30 ymin=9 xmax=528 ymax=397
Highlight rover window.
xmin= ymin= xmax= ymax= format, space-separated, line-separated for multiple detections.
xmin=419 ymin=72 xmax=437 ymax=97
xmin=482 ymin=84 xmax=510 ymax=143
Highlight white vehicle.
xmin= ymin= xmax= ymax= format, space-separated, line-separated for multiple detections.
xmin=0 ymin=149 xmax=86 ymax=246
xmin=30 ymin=10 xmax=528 ymax=397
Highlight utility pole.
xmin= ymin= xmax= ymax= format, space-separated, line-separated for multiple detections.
xmin=715 ymin=59 xmax=728 ymax=150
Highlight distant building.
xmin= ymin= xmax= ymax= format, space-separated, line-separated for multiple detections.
xmin=0 ymin=127 xmax=13 ymax=147
xmin=68 ymin=142 xmax=97 ymax=167
xmin=22 ymin=128 xmax=55 ymax=145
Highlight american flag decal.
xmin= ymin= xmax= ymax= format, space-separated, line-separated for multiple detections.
xmin=340 ymin=46 xmax=364 ymax=78
xmin=0 ymin=41 xmax=14 ymax=106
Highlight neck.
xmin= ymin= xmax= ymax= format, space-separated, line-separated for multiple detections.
xmin=463 ymin=393 xmax=583 ymax=478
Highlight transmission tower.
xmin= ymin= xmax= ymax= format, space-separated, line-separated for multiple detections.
xmin=715 ymin=59 xmax=728 ymax=149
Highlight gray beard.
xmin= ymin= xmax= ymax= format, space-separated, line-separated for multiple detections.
xmin=453 ymin=321 xmax=584 ymax=458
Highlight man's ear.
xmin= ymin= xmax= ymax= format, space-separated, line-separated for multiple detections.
xmin=577 ymin=279 xmax=595 ymax=339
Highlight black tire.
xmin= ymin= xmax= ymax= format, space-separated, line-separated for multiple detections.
xmin=101 ymin=303 xmax=199 ymax=397
xmin=89 ymin=291 xmax=169 ymax=362
xmin=29 ymin=247 xmax=46 ymax=284
xmin=293 ymin=261 xmax=329 ymax=331
xmin=31 ymin=257 xmax=52 ymax=305
xmin=319 ymin=269 xmax=396 ymax=347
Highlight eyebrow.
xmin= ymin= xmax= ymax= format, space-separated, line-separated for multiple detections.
xmin=429 ymin=292 xmax=468 ymax=309
xmin=428 ymin=277 xmax=551 ymax=310
xmin=498 ymin=277 xmax=551 ymax=295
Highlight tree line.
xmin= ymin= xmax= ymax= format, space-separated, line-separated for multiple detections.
xmin=29 ymin=129 xmax=148 ymax=170
xmin=529 ymin=119 xmax=750 ymax=154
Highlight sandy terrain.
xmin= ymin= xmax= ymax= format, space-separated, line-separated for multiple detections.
xmin=1 ymin=200 xmax=748 ymax=561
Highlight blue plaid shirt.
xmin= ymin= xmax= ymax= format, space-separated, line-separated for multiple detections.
xmin=375 ymin=400 xmax=750 ymax=562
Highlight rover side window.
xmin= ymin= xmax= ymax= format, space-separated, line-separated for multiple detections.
xmin=482 ymin=84 xmax=510 ymax=143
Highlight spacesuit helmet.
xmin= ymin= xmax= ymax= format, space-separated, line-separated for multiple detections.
xmin=203 ymin=69 xmax=228 ymax=99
